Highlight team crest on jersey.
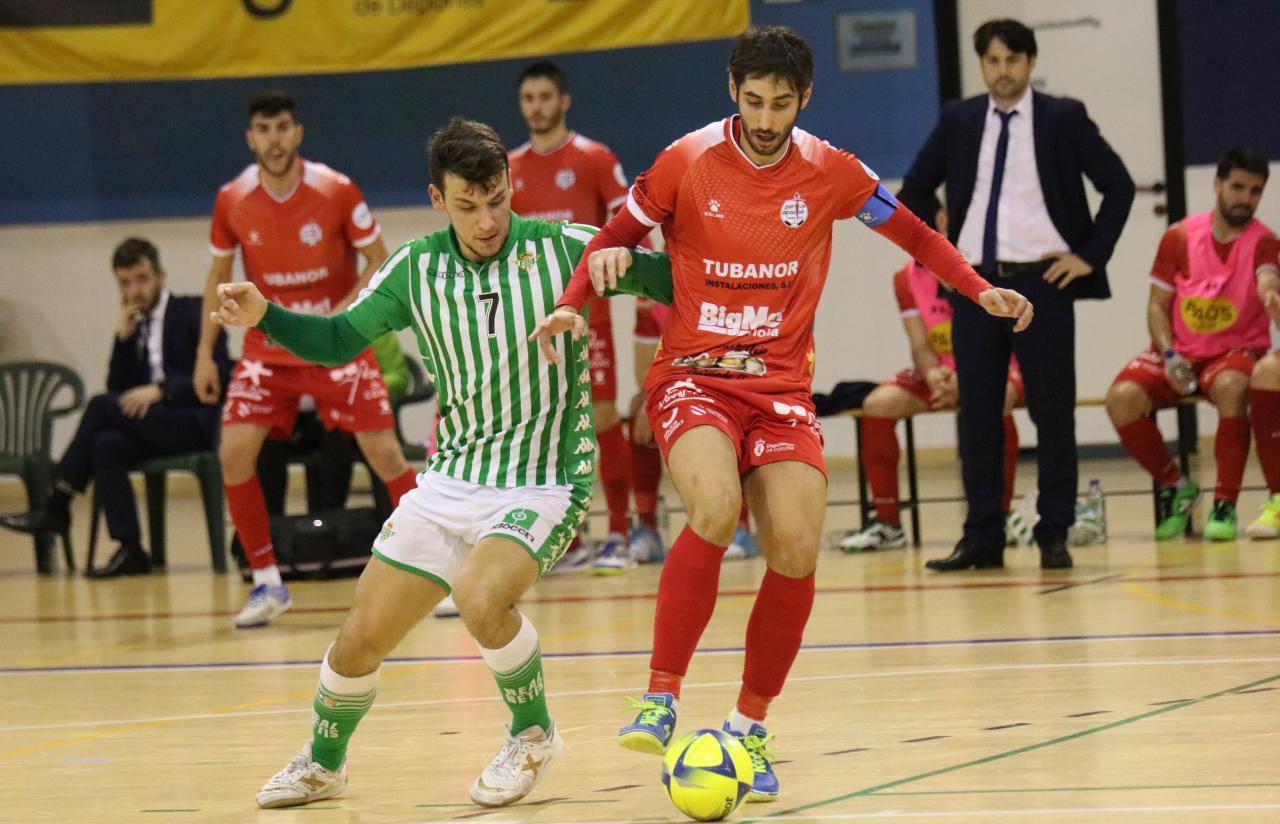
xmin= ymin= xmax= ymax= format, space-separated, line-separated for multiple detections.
xmin=517 ymin=250 xmax=540 ymax=272
xmin=555 ymin=169 xmax=576 ymax=190
xmin=780 ymin=192 xmax=808 ymax=229
xmin=299 ymin=220 xmax=323 ymax=246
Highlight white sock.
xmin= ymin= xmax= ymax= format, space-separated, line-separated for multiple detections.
xmin=252 ymin=565 xmax=283 ymax=588
xmin=319 ymin=643 xmax=380 ymax=693
xmin=477 ymin=613 xmax=539 ymax=674
xmin=727 ymin=708 xmax=762 ymax=734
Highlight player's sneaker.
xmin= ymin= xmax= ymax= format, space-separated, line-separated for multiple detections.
xmin=1204 ymin=499 xmax=1238 ymax=541
xmin=723 ymin=526 xmax=759 ymax=560
xmin=256 ymin=742 xmax=347 ymax=809
xmin=1155 ymin=481 xmax=1200 ymax=540
xmin=592 ymin=532 xmax=637 ymax=575
xmin=1005 ymin=510 xmax=1036 ymax=547
xmin=838 ymin=520 xmax=906 ymax=552
xmin=1246 ymin=493 xmax=1280 ymax=539
xmin=722 ymin=720 xmax=778 ymax=802
xmin=618 ymin=692 xmax=677 ymax=754
xmin=628 ymin=525 xmax=666 ymax=564
xmin=234 ymin=584 xmax=291 ymax=628
xmin=433 ymin=594 xmax=460 ymax=618
xmin=546 ymin=541 xmax=591 ymax=575
xmin=469 ymin=722 xmax=563 ymax=807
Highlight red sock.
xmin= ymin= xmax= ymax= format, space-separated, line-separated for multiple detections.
xmin=632 ymin=440 xmax=662 ymax=530
xmin=860 ymin=416 xmax=901 ymax=524
xmin=1251 ymin=389 xmax=1280 ymax=493
xmin=1002 ymin=414 xmax=1019 ymax=512
xmin=1116 ymin=418 xmax=1180 ymax=487
xmin=597 ymin=422 xmax=631 ymax=535
xmin=224 ymin=476 xmax=276 ymax=569
xmin=740 ymin=568 xmax=816 ymax=720
xmin=649 ymin=526 xmax=727 ymax=696
xmin=385 ymin=468 xmax=417 ymax=506
xmin=1214 ymin=415 xmax=1250 ymax=502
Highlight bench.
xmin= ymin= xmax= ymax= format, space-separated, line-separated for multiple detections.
xmin=836 ymin=394 xmax=1205 ymax=547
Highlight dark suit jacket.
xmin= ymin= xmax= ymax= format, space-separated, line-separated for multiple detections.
xmin=106 ymin=293 xmax=232 ymax=438
xmin=898 ymin=91 xmax=1135 ymax=301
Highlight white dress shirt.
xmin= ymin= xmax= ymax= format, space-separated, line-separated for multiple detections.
xmin=144 ymin=289 xmax=170 ymax=385
xmin=956 ymin=88 xmax=1070 ymax=265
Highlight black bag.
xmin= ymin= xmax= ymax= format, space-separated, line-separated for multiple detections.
xmin=812 ymin=380 xmax=878 ymax=417
xmin=231 ymin=507 xmax=383 ymax=582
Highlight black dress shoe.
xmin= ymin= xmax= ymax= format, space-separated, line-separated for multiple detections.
xmin=0 ymin=508 xmax=69 ymax=536
xmin=925 ymin=538 xmax=1004 ymax=572
xmin=86 ymin=544 xmax=152 ymax=579
xmin=1039 ymin=534 xmax=1074 ymax=569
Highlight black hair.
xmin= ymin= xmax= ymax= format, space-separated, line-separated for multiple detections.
xmin=1216 ymin=146 xmax=1269 ymax=182
xmin=727 ymin=25 xmax=814 ymax=96
xmin=112 ymin=237 xmax=161 ymax=271
xmin=518 ymin=61 xmax=568 ymax=93
xmin=247 ymin=89 xmax=297 ymax=122
xmin=973 ymin=18 xmax=1037 ymax=58
xmin=427 ymin=117 xmax=509 ymax=193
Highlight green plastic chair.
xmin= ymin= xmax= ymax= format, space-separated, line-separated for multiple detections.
xmin=0 ymin=361 xmax=84 ymax=574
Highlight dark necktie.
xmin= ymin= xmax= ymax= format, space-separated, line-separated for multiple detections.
xmin=136 ymin=316 xmax=149 ymax=362
xmin=980 ymin=109 xmax=1016 ymax=277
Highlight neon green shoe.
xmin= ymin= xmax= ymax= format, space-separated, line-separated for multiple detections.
xmin=1155 ymin=481 xmax=1200 ymax=540
xmin=1246 ymin=493 xmax=1280 ymax=540
xmin=1204 ymin=499 xmax=1237 ymax=542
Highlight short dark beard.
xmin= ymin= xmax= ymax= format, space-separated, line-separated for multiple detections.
xmin=1219 ymin=200 xmax=1253 ymax=228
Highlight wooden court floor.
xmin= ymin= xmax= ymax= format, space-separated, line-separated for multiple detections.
xmin=2 ymin=455 xmax=1279 ymax=823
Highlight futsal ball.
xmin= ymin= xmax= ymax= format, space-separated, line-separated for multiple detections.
xmin=661 ymin=729 xmax=754 ymax=821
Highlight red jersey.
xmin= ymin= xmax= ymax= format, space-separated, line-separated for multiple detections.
xmin=210 ymin=159 xmax=381 ymax=365
xmin=1150 ymin=219 xmax=1280 ymax=289
xmin=509 ymin=131 xmax=629 ymax=226
xmin=627 ymin=117 xmax=884 ymax=394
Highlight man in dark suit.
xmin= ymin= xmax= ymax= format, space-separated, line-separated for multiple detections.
xmin=1 ymin=238 xmax=232 ymax=577
xmin=899 ymin=18 xmax=1134 ymax=570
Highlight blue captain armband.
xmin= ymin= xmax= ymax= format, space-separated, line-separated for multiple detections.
xmin=854 ymin=184 xmax=900 ymax=227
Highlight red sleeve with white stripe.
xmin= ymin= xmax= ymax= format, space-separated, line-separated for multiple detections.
xmin=209 ymin=188 xmax=238 ymax=258
xmin=560 ymin=207 xmax=652 ymax=312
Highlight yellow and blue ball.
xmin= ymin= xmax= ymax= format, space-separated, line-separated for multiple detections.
xmin=661 ymin=729 xmax=754 ymax=821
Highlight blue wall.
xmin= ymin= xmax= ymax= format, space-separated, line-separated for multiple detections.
xmin=0 ymin=0 xmax=941 ymax=225
xmin=1176 ymin=0 xmax=1280 ymax=166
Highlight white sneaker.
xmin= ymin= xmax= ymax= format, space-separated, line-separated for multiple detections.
xmin=256 ymin=742 xmax=347 ymax=809
xmin=545 ymin=543 xmax=592 ymax=576
xmin=469 ymin=722 xmax=563 ymax=807
xmin=234 ymin=584 xmax=292 ymax=628
xmin=627 ymin=526 xmax=666 ymax=564
xmin=433 ymin=594 xmax=460 ymax=618
xmin=724 ymin=526 xmax=759 ymax=560
xmin=838 ymin=520 xmax=906 ymax=552
xmin=592 ymin=533 xmax=637 ymax=575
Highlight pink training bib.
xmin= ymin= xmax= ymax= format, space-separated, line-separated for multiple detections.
xmin=1172 ymin=211 xmax=1271 ymax=358
xmin=906 ymin=261 xmax=957 ymax=369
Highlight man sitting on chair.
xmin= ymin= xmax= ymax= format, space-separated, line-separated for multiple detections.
xmin=0 ymin=238 xmax=232 ymax=577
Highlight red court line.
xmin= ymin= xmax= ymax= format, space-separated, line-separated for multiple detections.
xmin=2 ymin=569 xmax=1277 ymax=625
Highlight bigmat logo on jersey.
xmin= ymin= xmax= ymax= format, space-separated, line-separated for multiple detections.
xmin=0 ymin=0 xmax=747 ymax=83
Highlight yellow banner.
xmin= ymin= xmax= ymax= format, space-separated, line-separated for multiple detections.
xmin=0 ymin=0 xmax=749 ymax=84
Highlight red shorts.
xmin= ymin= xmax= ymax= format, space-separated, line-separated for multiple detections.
xmin=646 ymin=376 xmax=825 ymax=477
xmin=1113 ymin=347 xmax=1264 ymax=409
xmin=222 ymin=349 xmax=394 ymax=435
xmin=587 ymin=295 xmax=617 ymax=402
xmin=884 ymin=363 xmax=1025 ymax=409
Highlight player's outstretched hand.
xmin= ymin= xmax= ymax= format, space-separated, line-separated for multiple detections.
xmin=211 ymin=282 xmax=269 ymax=328
xmin=978 ymin=287 xmax=1033 ymax=332
xmin=528 ymin=305 xmax=587 ymax=364
xmin=587 ymin=247 xmax=632 ymax=296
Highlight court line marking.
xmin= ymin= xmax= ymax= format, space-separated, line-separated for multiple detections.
xmin=743 ymin=671 xmax=1280 ymax=822
xmin=1 ymin=655 xmax=1276 ymax=735
xmin=873 ymin=781 xmax=1280 ymax=796
xmin=4 ymin=569 xmax=1279 ymax=625
xmin=1121 ymin=581 xmax=1280 ymax=622
xmin=4 ymin=629 xmax=1280 ymax=676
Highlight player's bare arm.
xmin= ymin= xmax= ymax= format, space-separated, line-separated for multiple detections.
xmin=1258 ymin=268 xmax=1280 ymax=325
xmin=903 ymin=315 xmax=954 ymax=406
xmin=194 ymin=254 xmax=234 ymax=403
xmin=1146 ymin=283 xmax=1176 ymax=353
xmin=333 ymin=235 xmax=389 ymax=313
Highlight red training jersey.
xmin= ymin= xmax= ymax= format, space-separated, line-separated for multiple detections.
xmin=626 ymin=117 xmax=886 ymax=395
xmin=210 ymin=159 xmax=381 ymax=365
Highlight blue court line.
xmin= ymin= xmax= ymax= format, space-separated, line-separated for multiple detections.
xmin=2 ymin=628 xmax=1278 ymax=676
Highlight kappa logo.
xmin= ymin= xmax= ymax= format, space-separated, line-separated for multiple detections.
xmin=780 ymin=192 xmax=808 ymax=228
xmin=299 ymin=220 xmax=323 ymax=246
xmin=555 ymin=169 xmax=576 ymax=190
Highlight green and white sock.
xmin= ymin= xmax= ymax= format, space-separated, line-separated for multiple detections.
xmin=479 ymin=613 xmax=551 ymax=734
xmin=310 ymin=644 xmax=378 ymax=771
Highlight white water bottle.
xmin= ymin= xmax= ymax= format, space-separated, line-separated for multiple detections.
xmin=1163 ymin=349 xmax=1198 ymax=395
xmin=1087 ymin=479 xmax=1107 ymax=541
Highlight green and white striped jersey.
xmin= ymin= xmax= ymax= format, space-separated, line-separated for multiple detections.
xmin=346 ymin=214 xmax=670 ymax=489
